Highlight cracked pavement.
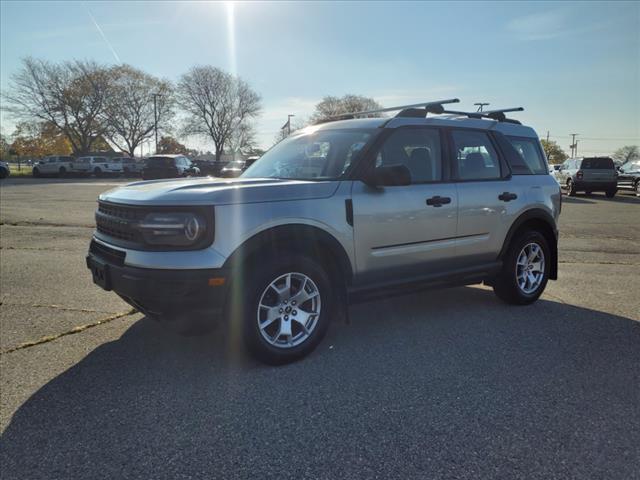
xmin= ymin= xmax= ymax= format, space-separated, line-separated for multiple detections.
xmin=0 ymin=178 xmax=639 ymax=479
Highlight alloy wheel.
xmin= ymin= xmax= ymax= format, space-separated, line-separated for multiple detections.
xmin=515 ymin=242 xmax=546 ymax=294
xmin=257 ymin=272 xmax=321 ymax=348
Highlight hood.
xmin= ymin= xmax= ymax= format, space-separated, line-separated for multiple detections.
xmin=99 ymin=177 xmax=341 ymax=206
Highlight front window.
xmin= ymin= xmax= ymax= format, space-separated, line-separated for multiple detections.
xmin=242 ymin=128 xmax=376 ymax=180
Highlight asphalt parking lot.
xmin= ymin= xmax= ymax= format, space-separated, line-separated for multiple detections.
xmin=1 ymin=177 xmax=639 ymax=479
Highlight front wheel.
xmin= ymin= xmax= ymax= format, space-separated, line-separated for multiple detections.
xmin=567 ymin=179 xmax=577 ymax=196
xmin=238 ymin=254 xmax=334 ymax=365
xmin=493 ymin=230 xmax=550 ymax=305
xmin=635 ymin=181 xmax=640 ymax=197
xmin=33 ymin=168 xmax=40 ymax=178
xmin=605 ymin=189 xmax=616 ymax=198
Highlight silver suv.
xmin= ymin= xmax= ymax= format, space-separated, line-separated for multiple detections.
xmin=86 ymin=100 xmax=561 ymax=364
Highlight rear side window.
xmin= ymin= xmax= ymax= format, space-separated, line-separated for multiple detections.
xmin=581 ymin=157 xmax=614 ymax=169
xmin=452 ymin=130 xmax=501 ymax=180
xmin=507 ymin=136 xmax=547 ymax=174
xmin=375 ymin=128 xmax=443 ymax=183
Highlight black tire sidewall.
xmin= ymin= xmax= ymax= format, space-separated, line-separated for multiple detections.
xmin=239 ymin=254 xmax=334 ymax=364
xmin=496 ymin=230 xmax=550 ymax=304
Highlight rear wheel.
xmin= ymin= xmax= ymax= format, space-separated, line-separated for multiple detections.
xmin=93 ymin=167 xmax=102 ymax=177
xmin=567 ymin=179 xmax=577 ymax=196
xmin=33 ymin=167 xmax=40 ymax=178
xmin=237 ymin=254 xmax=334 ymax=365
xmin=605 ymin=189 xmax=616 ymax=198
xmin=58 ymin=166 xmax=67 ymax=177
xmin=493 ymin=230 xmax=550 ymax=305
xmin=635 ymin=180 xmax=640 ymax=197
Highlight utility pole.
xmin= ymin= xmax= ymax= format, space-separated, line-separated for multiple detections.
xmin=570 ymin=133 xmax=579 ymax=158
xmin=287 ymin=114 xmax=295 ymax=135
xmin=152 ymin=93 xmax=163 ymax=153
xmin=546 ymin=131 xmax=550 ymax=143
xmin=474 ymin=102 xmax=490 ymax=112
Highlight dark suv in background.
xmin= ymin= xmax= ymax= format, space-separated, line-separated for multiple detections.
xmin=557 ymin=156 xmax=617 ymax=197
xmin=142 ymin=155 xmax=200 ymax=180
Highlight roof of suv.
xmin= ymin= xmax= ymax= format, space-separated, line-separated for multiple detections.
xmin=300 ymin=114 xmax=539 ymax=139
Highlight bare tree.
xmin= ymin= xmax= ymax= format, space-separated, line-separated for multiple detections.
xmin=102 ymin=65 xmax=173 ymax=157
xmin=612 ymin=145 xmax=639 ymax=165
xmin=309 ymin=94 xmax=382 ymax=123
xmin=3 ymin=58 xmax=111 ymax=155
xmin=227 ymin=122 xmax=257 ymax=155
xmin=177 ymin=66 xmax=261 ymax=161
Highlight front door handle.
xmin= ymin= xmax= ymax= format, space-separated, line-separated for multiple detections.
xmin=498 ymin=192 xmax=518 ymax=202
xmin=426 ymin=195 xmax=452 ymax=207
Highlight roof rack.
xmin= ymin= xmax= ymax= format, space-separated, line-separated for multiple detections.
xmin=314 ymin=98 xmax=460 ymax=124
xmin=441 ymin=107 xmax=524 ymax=124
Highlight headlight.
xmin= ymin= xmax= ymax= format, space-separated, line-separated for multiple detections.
xmin=137 ymin=212 xmax=207 ymax=247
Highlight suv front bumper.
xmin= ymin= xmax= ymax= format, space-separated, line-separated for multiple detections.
xmin=86 ymin=245 xmax=230 ymax=327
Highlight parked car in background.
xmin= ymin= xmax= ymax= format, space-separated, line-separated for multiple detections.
xmin=556 ymin=157 xmax=618 ymax=197
xmin=616 ymin=161 xmax=640 ymax=196
xmin=0 ymin=161 xmax=9 ymax=179
xmin=219 ymin=156 xmax=260 ymax=178
xmin=115 ymin=157 xmax=144 ymax=176
xmin=548 ymin=164 xmax=561 ymax=184
xmin=32 ymin=155 xmax=74 ymax=177
xmin=141 ymin=155 xmax=200 ymax=180
xmin=193 ymin=160 xmax=227 ymax=177
xmin=72 ymin=156 xmax=123 ymax=176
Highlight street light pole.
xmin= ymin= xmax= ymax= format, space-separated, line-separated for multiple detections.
xmin=152 ymin=93 xmax=162 ymax=153
xmin=287 ymin=114 xmax=295 ymax=135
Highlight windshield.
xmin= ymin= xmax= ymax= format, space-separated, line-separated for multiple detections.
xmin=242 ymin=128 xmax=375 ymax=180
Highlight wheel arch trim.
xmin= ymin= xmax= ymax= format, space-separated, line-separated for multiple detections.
xmin=223 ymin=223 xmax=354 ymax=284
xmin=499 ymin=208 xmax=558 ymax=280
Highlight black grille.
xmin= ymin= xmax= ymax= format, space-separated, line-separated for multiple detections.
xmin=95 ymin=201 xmax=147 ymax=246
xmin=89 ymin=239 xmax=126 ymax=266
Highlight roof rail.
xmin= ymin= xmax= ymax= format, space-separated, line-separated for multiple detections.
xmin=442 ymin=107 xmax=524 ymax=124
xmin=315 ymin=98 xmax=460 ymax=124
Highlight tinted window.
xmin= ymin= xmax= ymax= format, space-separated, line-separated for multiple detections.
xmin=147 ymin=157 xmax=177 ymax=167
xmin=375 ymin=128 xmax=442 ymax=183
xmin=452 ymin=130 xmax=501 ymax=180
xmin=581 ymin=157 xmax=614 ymax=169
xmin=507 ymin=136 xmax=547 ymax=174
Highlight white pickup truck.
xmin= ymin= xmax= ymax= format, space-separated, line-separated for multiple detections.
xmin=33 ymin=155 xmax=74 ymax=177
xmin=72 ymin=156 xmax=123 ymax=176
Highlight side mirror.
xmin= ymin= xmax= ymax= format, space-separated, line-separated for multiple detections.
xmin=365 ymin=164 xmax=412 ymax=187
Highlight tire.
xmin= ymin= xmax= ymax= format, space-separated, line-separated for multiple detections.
xmin=123 ymin=167 xmax=130 ymax=176
xmin=237 ymin=254 xmax=334 ymax=365
xmin=567 ymin=179 xmax=577 ymax=196
xmin=0 ymin=168 xmax=7 ymax=179
xmin=605 ymin=189 xmax=616 ymax=198
xmin=93 ymin=167 xmax=102 ymax=177
xmin=493 ymin=230 xmax=550 ymax=305
xmin=58 ymin=166 xmax=67 ymax=177
xmin=635 ymin=180 xmax=640 ymax=197
xmin=33 ymin=167 xmax=40 ymax=178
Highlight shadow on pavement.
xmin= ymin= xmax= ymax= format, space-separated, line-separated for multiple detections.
xmin=1 ymin=287 xmax=639 ymax=479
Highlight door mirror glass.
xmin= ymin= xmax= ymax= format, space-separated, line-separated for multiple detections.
xmin=368 ymin=164 xmax=411 ymax=187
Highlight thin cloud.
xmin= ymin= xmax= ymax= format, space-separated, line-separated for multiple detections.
xmin=507 ymin=10 xmax=609 ymax=41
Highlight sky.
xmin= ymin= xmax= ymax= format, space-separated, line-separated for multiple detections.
xmin=1 ymin=0 xmax=639 ymax=155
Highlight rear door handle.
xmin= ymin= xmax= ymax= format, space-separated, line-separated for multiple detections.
xmin=426 ymin=195 xmax=451 ymax=207
xmin=498 ymin=192 xmax=518 ymax=202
